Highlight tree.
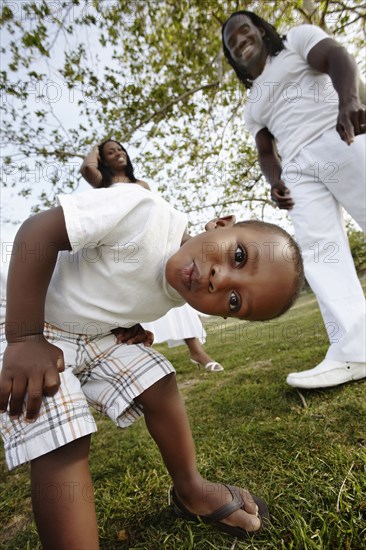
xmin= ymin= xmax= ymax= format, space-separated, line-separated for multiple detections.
xmin=347 ymin=226 xmax=366 ymax=274
xmin=1 ymin=0 xmax=365 ymax=226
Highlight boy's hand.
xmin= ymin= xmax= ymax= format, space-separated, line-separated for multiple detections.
xmin=0 ymin=335 xmax=64 ymax=421
xmin=112 ymin=325 xmax=154 ymax=347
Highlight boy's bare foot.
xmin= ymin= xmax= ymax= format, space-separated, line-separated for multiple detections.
xmin=173 ymin=480 xmax=267 ymax=536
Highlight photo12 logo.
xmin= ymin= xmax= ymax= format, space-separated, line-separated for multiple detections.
xmin=2 ymin=1 xmax=138 ymax=24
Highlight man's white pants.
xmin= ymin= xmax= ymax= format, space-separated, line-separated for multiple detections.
xmin=283 ymin=129 xmax=366 ymax=362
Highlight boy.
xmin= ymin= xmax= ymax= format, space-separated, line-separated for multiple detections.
xmin=0 ymin=185 xmax=303 ymax=547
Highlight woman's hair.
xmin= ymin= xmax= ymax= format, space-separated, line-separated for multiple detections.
xmin=98 ymin=139 xmax=137 ymax=187
xmin=222 ymin=10 xmax=285 ymax=89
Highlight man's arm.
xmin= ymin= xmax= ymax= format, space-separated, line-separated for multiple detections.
xmin=255 ymin=128 xmax=294 ymax=210
xmin=0 ymin=207 xmax=71 ymax=420
xmin=307 ymin=37 xmax=366 ymax=144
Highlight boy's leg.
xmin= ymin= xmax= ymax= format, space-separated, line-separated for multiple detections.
xmin=31 ymin=435 xmax=99 ymax=550
xmin=1 ymin=324 xmax=99 ymax=548
xmin=136 ymin=373 xmax=261 ymax=532
xmin=79 ymin=338 xmax=261 ymax=532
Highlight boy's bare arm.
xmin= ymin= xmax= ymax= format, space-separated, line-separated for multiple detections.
xmin=0 ymin=207 xmax=71 ymax=421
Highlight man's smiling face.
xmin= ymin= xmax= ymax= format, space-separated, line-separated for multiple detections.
xmin=223 ymin=14 xmax=268 ymax=79
xmin=165 ymin=223 xmax=297 ymax=321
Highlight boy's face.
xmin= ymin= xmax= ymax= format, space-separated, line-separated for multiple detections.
xmin=165 ymin=224 xmax=296 ymax=321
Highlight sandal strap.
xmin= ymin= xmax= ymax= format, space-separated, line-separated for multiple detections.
xmin=172 ymin=484 xmax=270 ymax=538
xmin=199 ymin=484 xmax=244 ymax=523
xmin=205 ymin=361 xmax=224 ymax=372
xmin=172 ymin=484 xmax=244 ymax=524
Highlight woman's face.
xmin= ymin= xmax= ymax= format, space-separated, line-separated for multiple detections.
xmin=101 ymin=141 xmax=128 ymax=172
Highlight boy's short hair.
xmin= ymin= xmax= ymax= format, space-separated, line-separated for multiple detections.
xmin=235 ymin=220 xmax=305 ymax=319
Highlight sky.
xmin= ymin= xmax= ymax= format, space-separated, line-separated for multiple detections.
xmin=0 ymin=3 xmax=128 ymax=241
xmin=1 ymin=2 xmax=364 ymax=249
xmin=0 ymin=2 xmax=181 ymax=245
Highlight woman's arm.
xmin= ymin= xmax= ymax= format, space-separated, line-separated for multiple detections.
xmin=80 ymin=145 xmax=103 ymax=187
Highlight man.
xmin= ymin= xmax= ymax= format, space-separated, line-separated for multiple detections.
xmin=222 ymin=10 xmax=366 ymax=389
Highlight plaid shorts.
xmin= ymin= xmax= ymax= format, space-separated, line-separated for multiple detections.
xmin=0 ymin=321 xmax=175 ymax=470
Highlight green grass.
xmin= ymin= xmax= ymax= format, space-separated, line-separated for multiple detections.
xmin=1 ymin=286 xmax=365 ymax=549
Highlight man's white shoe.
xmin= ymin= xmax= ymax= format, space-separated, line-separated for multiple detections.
xmin=286 ymin=359 xmax=366 ymax=389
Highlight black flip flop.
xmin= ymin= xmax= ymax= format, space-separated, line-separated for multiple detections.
xmin=171 ymin=483 xmax=270 ymax=539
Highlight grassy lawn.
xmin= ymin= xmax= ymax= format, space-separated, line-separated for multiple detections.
xmin=1 ymin=286 xmax=365 ymax=549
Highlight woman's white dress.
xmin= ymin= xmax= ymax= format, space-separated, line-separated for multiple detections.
xmin=142 ymin=304 xmax=206 ymax=347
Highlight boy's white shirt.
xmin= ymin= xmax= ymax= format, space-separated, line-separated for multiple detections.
xmin=244 ymin=24 xmax=339 ymax=164
xmin=43 ymin=184 xmax=187 ymax=334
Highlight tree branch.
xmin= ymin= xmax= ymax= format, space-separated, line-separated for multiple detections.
xmin=124 ymin=81 xmax=220 ymax=140
xmin=186 ymin=197 xmax=272 ymax=214
xmin=52 ymin=149 xmax=84 ymax=159
xmin=48 ymin=3 xmax=74 ymax=51
xmin=211 ymin=12 xmax=224 ymax=26
xmin=320 ymin=0 xmax=331 ymax=28
xmin=296 ymin=7 xmax=313 ymax=24
xmin=336 ymin=14 xmax=366 ymax=32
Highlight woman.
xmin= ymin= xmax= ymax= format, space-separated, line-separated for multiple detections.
xmin=81 ymin=140 xmax=224 ymax=372
xmin=80 ymin=140 xmax=150 ymax=189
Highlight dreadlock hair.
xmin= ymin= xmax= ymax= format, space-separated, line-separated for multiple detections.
xmin=98 ymin=139 xmax=137 ymax=187
xmin=234 ymin=220 xmax=305 ymax=319
xmin=222 ymin=11 xmax=285 ymax=89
